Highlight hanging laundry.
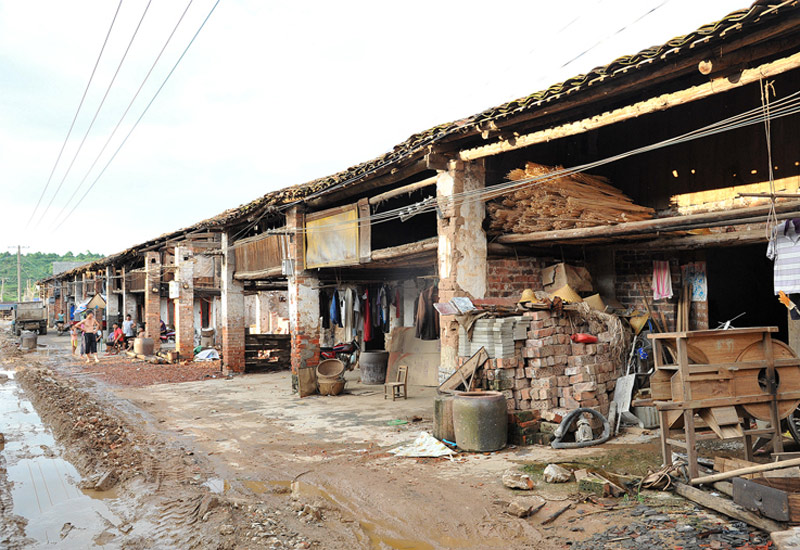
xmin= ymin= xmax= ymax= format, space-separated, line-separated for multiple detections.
xmin=652 ymin=260 xmax=673 ymax=300
xmin=352 ymin=289 xmax=361 ymax=338
xmin=415 ymin=286 xmax=439 ymax=340
xmin=363 ymin=289 xmax=373 ymax=342
xmin=768 ymin=219 xmax=800 ymax=295
xmin=395 ymin=288 xmax=401 ymax=319
xmin=330 ymin=289 xmax=342 ymax=327
xmin=343 ymin=287 xmax=354 ymax=339
xmin=379 ymin=285 xmax=390 ymax=333
xmin=371 ymin=285 xmax=380 ymax=327
xmin=320 ymin=289 xmax=330 ymax=329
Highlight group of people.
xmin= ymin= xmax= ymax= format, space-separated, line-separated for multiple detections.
xmin=70 ymin=313 xmax=139 ymax=362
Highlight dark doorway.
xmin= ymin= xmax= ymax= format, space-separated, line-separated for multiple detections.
xmin=706 ymin=244 xmax=788 ymax=343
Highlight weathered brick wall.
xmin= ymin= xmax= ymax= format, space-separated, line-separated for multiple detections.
xmin=221 ymin=232 xmax=245 ymax=373
xmin=485 ymin=257 xmax=545 ymax=299
xmin=144 ymin=252 xmax=162 ymax=352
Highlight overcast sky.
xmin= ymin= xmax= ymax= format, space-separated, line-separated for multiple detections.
xmin=0 ymin=0 xmax=749 ymax=256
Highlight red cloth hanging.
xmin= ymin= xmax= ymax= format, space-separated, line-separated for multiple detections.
xmin=363 ymin=289 xmax=372 ymax=342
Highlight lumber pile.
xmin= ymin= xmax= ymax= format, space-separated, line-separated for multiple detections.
xmin=487 ymin=162 xmax=654 ymax=233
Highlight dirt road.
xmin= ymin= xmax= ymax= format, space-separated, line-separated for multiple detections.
xmin=0 ymin=329 xmax=770 ymax=549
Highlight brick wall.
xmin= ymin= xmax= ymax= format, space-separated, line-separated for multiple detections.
xmin=486 ymin=257 xmax=545 ymax=299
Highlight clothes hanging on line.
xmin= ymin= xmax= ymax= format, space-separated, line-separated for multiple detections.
xmin=363 ymin=288 xmax=373 ymax=342
xmin=379 ymin=285 xmax=390 ymax=333
xmin=768 ymin=219 xmax=800 ymax=295
xmin=320 ymin=289 xmax=331 ymax=329
xmin=652 ymin=260 xmax=673 ymax=301
xmin=330 ymin=289 xmax=342 ymax=327
xmin=415 ymin=285 xmax=439 ymax=340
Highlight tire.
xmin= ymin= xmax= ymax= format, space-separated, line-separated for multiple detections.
xmin=787 ymin=409 xmax=800 ymax=446
xmin=40 ymin=325 xmax=47 ymax=335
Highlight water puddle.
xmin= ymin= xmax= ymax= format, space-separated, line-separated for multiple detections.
xmin=0 ymin=368 xmax=125 ymax=547
xmin=243 ymin=478 xmax=506 ymax=549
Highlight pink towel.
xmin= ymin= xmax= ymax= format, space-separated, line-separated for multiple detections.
xmin=652 ymin=261 xmax=673 ymax=300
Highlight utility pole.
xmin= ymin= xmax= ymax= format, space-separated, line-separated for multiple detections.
xmin=8 ymin=245 xmax=29 ymax=302
xmin=0 ymin=277 xmax=5 ymax=302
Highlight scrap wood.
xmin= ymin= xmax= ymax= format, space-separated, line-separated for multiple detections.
xmin=674 ymin=482 xmax=785 ymax=533
xmin=540 ymin=501 xmax=573 ymax=525
xmin=438 ymin=347 xmax=489 ymax=394
xmin=487 ymin=162 xmax=654 ymax=234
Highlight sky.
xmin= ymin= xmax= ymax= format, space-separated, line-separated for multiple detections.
xmin=0 ymin=0 xmax=751 ymax=256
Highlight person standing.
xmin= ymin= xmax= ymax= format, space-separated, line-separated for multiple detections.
xmin=122 ymin=314 xmax=135 ymax=341
xmin=77 ymin=311 xmax=101 ymax=363
xmin=70 ymin=322 xmax=80 ymax=356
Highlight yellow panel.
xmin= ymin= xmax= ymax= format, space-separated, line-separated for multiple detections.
xmin=305 ymin=208 xmax=359 ymax=269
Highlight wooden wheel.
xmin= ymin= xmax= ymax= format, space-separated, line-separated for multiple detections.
xmin=735 ymin=340 xmax=800 ymax=421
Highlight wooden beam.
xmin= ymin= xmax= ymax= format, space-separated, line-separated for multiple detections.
xmin=234 ymin=267 xmax=283 ymax=281
xmin=496 ymin=202 xmax=800 ymax=245
xmin=368 ymin=176 xmax=437 ymax=205
xmin=370 ymin=237 xmax=438 ymax=262
xmin=614 ymin=228 xmax=767 ymax=251
xmin=425 ymin=152 xmax=451 ymax=171
xmin=460 ymin=51 xmax=800 ymax=161
xmin=692 ymin=458 xmax=800 ymax=486
xmin=674 ymin=483 xmax=785 ymax=533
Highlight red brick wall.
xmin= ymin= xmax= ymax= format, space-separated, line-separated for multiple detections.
xmin=485 ymin=257 xmax=545 ymax=299
xmin=144 ymin=252 xmax=162 ymax=352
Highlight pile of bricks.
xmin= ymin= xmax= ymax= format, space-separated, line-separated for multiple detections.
xmin=460 ymin=308 xmax=623 ymax=444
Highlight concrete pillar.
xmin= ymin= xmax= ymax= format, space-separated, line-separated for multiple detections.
xmin=221 ymin=231 xmax=245 ymax=373
xmin=121 ymin=267 xmax=137 ymax=322
xmin=436 ymin=159 xmax=487 ymax=381
xmin=144 ymin=251 xmax=162 ymax=351
xmin=74 ymin=275 xmax=83 ymax=301
xmin=174 ymin=246 xmax=195 ymax=359
xmin=286 ymin=207 xmax=320 ymax=385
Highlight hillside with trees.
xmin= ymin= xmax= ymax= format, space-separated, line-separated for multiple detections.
xmin=0 ymin=251 xmax=104 ymax=301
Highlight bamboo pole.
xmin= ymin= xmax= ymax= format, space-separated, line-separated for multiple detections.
xmin=690 ymin=457 xmax=800 ymax=485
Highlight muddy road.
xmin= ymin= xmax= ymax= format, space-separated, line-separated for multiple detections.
xmin=0 ymin=328 xmax=765 ymax=549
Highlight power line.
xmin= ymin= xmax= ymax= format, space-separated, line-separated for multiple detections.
xmin=52 ymin=0 xmax=196 ymax=225
xmin=36 ymin=0 xmax=155 ymax=228
xmin=25 ymin=0 xmax=124 ymax=229
xmin=53 ymin=0 xmax=223 ymax=231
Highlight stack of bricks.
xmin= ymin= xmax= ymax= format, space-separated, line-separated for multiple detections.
xmin=462 ymin=308 xmax=622 ymax=444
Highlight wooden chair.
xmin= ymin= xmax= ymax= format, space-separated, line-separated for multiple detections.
xmin=384 ymin=365 xmax=408 ymax=401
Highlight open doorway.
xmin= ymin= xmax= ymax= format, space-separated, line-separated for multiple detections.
xmin=706 ymin=244 xmax=788 ymax=343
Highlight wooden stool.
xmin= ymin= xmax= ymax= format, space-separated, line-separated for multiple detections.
xmin=385 ymin=365 xmax=408 ymax=400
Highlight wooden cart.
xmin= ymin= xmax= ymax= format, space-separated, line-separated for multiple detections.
xmin=648 ymin=327 xmax=800 ymax=481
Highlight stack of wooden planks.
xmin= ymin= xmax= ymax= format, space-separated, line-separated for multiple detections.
xmin=487 ymin=162 xmax=654 ymax=233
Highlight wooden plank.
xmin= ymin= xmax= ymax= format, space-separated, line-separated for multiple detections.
xmin=370 ymin=238 xmax=438 ymax=262
xmin=498 ymin=202 xmax=800 ymax=245
xmin=692 ymin=458 xmax=800 ymax=486
xmin=439 ymin=348 xmax=489 ymax=393
xmin=699 ymin=407 xmax=743 ymax=439
xmin=460 ymin=52 xmax=800 ymax=162
xmin=674 ymin=483 xmax=785 ymax=533
xmin=655 ymin=390 xmax=800 ymax=411
xmin=733 ymin=478 xmax=791 ymax=522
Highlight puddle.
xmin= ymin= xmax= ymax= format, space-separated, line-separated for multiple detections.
xmin=0 ymin=367 xmax=125 ymax=547
xmin=243 ymin=478 xmax=507 ymax=549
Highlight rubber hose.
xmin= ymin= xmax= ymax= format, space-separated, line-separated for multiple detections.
xmin=551 ymin=407 xmax=611 ymax=449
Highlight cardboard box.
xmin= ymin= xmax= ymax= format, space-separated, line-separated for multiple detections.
xmin=542 ymin=263 xmax=593 ymax=293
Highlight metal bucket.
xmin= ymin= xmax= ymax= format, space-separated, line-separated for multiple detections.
xmin=452 ymin=391 xmax=508 ymax=452
xmin=19 ymin=332 xmax=37 ymax=351
xmin=133 ymin=337 xmax=155 ymax=356
xmin=359 ymin=351 xmax=389 ymax=384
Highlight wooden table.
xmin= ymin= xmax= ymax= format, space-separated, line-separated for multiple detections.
xmin=648 ymin=327 xmax=800 ymax=481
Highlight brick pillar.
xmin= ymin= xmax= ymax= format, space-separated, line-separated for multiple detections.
xmin=174 ymin=246 xmax=195 ymax=359
xmin=121 ymin=266 xmax=137 ymax=323
xmin=286 ymin=207 xmax=320 ymax=387
xmin=105 ymin=266 xmax=119 ymax=329
xmin=437 ymin=159 xmax=487 ymax=381
xmin=144 ymin=251 xmax=162 ymax=351
xmin=221 ymin=231 xmax=245 ymax=373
